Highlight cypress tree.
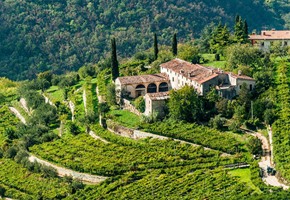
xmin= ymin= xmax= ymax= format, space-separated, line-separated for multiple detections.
xmin=172 ymin=33 xmax=178 ymax=56
xmin=111 ymin=38 xmax=119 ymax=81
xmin=154 ymin=33 xmax=158 ymax=60
xmin=243 ymin=20 xmax=249 ymax=43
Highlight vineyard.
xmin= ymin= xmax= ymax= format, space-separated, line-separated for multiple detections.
xmin=68 ymin=167 xmax=257 ymax=199
xmin=0 ymin=159 xmax=71 ymax=199
xmin=30 ymin=128 xmax=236 ymax=177
xmin=141 ymin=120 xmax=250 ymax=154
xmin=273 ymin=62 xmax=290 ymax=181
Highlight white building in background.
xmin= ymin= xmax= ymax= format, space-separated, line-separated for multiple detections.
xmin=249 ymin=30 xmax=290 ymax=51
xmin=160 ymin=59 xmax=255 ymax=98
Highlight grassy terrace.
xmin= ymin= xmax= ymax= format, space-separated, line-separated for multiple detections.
xmin=46 ymin=85 xmax=64 ymax=103
xmin=228 ymin=168 xmax=261 ymax=194
xmin=107 ymin=109 xmax=141 ymax=129
xmin=202 ymin=54 xmax=227 ymax=70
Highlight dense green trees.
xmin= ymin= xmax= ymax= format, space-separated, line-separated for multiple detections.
xmin=168 ymin=85 xmax=202 ymax=122
xmin=0 ymin=0 xmax=284 ymax=80
xmin=234 ymin=15 xmax=249 ymax=44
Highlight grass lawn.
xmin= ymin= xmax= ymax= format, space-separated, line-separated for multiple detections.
xmin=228 ymin=168 xmax=262 ymax=194
xmin=108 ymin=109 xmax=141 ymax=129
xmin=202 ymin=54 xmax=227 ymax=69
xmin=203 ymin=60 xmax=227 ymax=69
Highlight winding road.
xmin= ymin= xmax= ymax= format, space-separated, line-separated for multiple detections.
xmin=242 ymin=128 xmax=289 ymax=190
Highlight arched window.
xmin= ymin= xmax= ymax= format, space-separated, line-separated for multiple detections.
xmin=135 ymin=84 xmax=146 ymax=97
xmin=159 ymin=82 xmax=168 ymax=92
xmin=147 ymin=83 xmax=157 ymax=93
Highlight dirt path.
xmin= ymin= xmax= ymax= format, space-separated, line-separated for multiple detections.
xmin=83 ymin=89 xmax=87 ymax=115
xmin=43 ymin=94 xmax=55 ymax=106
xmin=28 ymin=155 xmax=107 ymax=184
xmin=68 ymin=100 xmax=75 ymax=121
xmin=19 ymin=98 xmax=30 ymax=115
xmin=9 ymin=107 xmax=26 ymax=125
xmin=89 ymin=130 xmax=110 ymax=144
xmin=242 ymin=128 xmax=289 ymax=190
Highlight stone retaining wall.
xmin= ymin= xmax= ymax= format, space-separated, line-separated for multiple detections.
xmin=122 ymin=99 xmax=142 ymax=116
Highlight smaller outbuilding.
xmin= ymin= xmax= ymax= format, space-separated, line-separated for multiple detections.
xmin=144 ymin=92 xmax=170 ymax=118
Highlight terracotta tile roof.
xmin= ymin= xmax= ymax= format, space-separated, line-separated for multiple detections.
xmin=227 ymin=72 xmax=255 ymax=81
xmin=249 ymin=30 xmax=290 ymax=40
xmin=117 ymin=73 xmax=169 ymax=85
xmin=160 ymin=58 xmax=219 ymax=84
xmin=145 ymin=92 xmax=170 ymax=100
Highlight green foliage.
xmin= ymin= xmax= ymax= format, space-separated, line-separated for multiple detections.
xmin=154 ymin=33 xmax=159 ymax=60
xmin=234 ymin=15 xmax=249 ymax=44
xmin=172 ymin=33 xmax=177 ymax=56
xmin=141 ymin=119 xmax=247 ymax=154
xmin=225 ymin=44 xmax=262 ymax=71
xmin=168 ymin=85 xmax=202 ymax=122
xmin=108 ymin=109 xmax=141 ymax=129
xmin=247 ymin=137 xmax=262 ymax=155
xmin=0 ymin=0 xmax=283 ymax=80
xmin=99 ymin=102 xmax=110 ymax=115
xmin=69 ymin=167 xmax=257 ymax=199
xmin=133 ymin=96 xmax=145 ymax=113
xmin=78 ymin=65 xmax=96 ymax=79
xmin=272 ymin=61 xmax=290 ymax=181
xmin=68 ymin=122 xmax=81 ymax=136
xmin=0 ymin=159 xmax=71 ymax=199
xmin=209 ymin=115 xmax=226 ymax=130
xmin=209 ymin=23 xmax=231 ymax=54
xmin=178 ymin=44 xmax=201 ymax=64
xmin=111 ymin=38 xmax=119 ymax=81
xmin=216 ymin=98 xmax=234 ymax=118
xmin=30 ymin=131 xmax=235 ymax=176
xmin=106 ymin=83 xmax=116 ymax=106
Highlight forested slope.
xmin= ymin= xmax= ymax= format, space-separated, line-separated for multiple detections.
xmin=0 ymin=0 xmax=284 ymax=80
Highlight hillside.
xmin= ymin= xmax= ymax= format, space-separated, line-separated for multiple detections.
xmin=0 ymin=0 xmax=284 ymax=80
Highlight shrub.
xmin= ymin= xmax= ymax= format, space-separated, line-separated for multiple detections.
xmin=209 ymin=115 xmax=226 ymax=130
xmin=5 ymin=146 xmax=18 ymax=159
xmin=133 ymin=96 xmax=145 ymax=113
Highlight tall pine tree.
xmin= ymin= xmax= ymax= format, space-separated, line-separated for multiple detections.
xmin=111 ymin=38 xmax=119 ymax=81
xmin=154 ymin=33 xmax=158 ymax=60
xmin=172 ymin=33 xmax=178 ymax=56
xmin=234 ymin=15 xmax=249 ymax=44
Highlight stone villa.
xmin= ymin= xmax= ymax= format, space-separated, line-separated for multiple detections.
xmin=115 ymin=58 xmax=255 ymax=116
xmin=249 ymin=30 xmax=290 ymax=51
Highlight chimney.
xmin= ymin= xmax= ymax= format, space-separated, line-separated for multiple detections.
xmin=238 ymin=70 xmax=242 ymax=76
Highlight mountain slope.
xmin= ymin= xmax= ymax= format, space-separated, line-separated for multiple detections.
xmin=0 ymin=0 xmax=284 ymax=80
